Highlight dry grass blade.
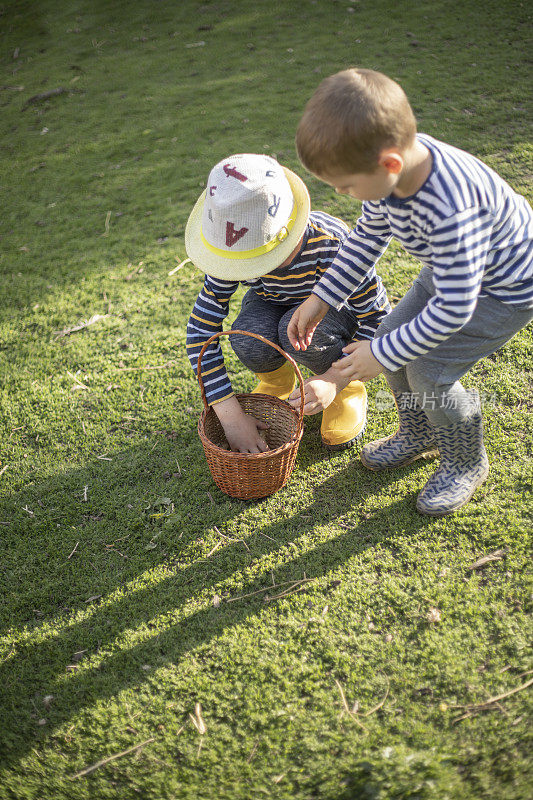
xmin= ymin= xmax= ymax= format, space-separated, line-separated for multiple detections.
xmin=189 ymin=702 xmax=207 ymax=735
xmin=362 ymin=676 xmax=390 ymax=717
xmin=265 ymin=581 xmax=313 ymax=602
xmin=226 ymin=578 xmax=313 ymax=604
xmin=69 ymin=737 xmax=155 ymax=779
xmin=334 ymin=679 xmax=368 ymax=732
xmin=468 ymin=548 xmax=509 ymax=571
xmin=475 ymin=676 xmax=533 ymax=709
xmin=246 ymin=738 xmax=260 ymax=763
xmin=102 ymin=210 xmax=112 ymax=236
xmin=516 ymin=669 xmax=533 ymax=680
xmin=452 ymin=711 xmax=475 ymax=725
xmin=67 ymin=371 xmax=89 ymax=389
xmin=168 ymin=257 xmax=192 ymax=276
xmin=205 ymin=541 xmax=222 ymax=558
xmin=450 ymin=676 xmax=533 ymax=723
xmin=67 ymin=542 xmax=79 ymax=560
xmin=54 ymin=314 xmax=108 ymax=338
xmin=23 ymin=87 xmax=69 ymax=108
xmin=213 ymin=525 xmax=250 ymax=552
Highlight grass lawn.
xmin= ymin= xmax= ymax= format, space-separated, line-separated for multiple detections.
xmin=0 ymin=0 xmax=532 ymax=797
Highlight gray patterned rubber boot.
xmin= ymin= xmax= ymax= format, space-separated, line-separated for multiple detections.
xmin=416 ymin=410 xmax=489 ymax=516
xmin=361 ymin=392 xmax=439 ymax=471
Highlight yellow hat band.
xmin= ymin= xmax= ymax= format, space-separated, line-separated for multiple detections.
xmin=200 ymin=202 xmax=298 ymax=260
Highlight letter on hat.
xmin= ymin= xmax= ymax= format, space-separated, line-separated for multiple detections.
xmin=223 ymin=164 xmax=248 ymax=182
xmin=226 ymin=222 xmax=249 ymax=247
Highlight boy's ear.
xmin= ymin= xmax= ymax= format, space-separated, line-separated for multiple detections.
xmin=378 ymin=150 xmax=403 ymax=175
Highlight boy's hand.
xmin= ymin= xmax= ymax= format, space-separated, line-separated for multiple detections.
xmin=213 ymin=396 xmax=269 ymax=454
xmin=224 ymin=414 xmax=270 ymax=454
xmin=287 ymin=369 xmax=349 ymax=415
xmin=332 ymin=340 xmax=383 ymax=382
xmin=287 ymin=294 xmax=330 ymax=351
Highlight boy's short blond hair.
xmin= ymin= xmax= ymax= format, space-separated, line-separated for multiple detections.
xmin=296 ymin=68 xmax=417 ymax=175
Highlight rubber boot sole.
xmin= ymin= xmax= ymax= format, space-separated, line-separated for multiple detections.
xmin=416 ymin=467 xmax=489 ymax=517
xmin=361 ymin=446 xmax=439 ymax=471
xmin=321 ymin=420 xmax=367 ymax=451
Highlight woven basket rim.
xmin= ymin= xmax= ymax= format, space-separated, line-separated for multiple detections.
xmin=198 ymin=392 xmax=303 ymax=460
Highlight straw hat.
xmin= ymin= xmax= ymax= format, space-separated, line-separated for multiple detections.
xmin=185 ymin=154 xmax=310 ymax=281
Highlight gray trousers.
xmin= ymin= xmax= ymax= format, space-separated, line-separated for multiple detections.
xmin=230 ymin=289 xmax=362 ymax=375
xmin=377 ymin=267 xmax=533 ymax=425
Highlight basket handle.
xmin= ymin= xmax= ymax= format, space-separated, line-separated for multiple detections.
xmin=196 ymin=330 xmax=306 ymax=436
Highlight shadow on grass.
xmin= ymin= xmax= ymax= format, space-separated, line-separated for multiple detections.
xmin=0 ymin=421 xmax=434 ymax=766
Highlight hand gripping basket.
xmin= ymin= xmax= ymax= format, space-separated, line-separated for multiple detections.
xmin=197 ymin=330 xmax=305 ymax=499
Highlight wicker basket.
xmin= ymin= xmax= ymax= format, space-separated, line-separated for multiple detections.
xmin=197 ymin=330 xmax=305 ymax=499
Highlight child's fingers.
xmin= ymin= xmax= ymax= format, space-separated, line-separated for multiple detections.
xmin=332 ymin=357 xmax=361 ymax=379
xmin=297 ymin=318 xmax=313 ymax=351
xmin=342 ymin=342 xmax=359 ymax=355
xmin=303 ymin=400 xmax=322 ymax=415
xmin=289 ymin=385 xmax=319 ymax=414
xmin=332 ymin=355 xmax=353 ymax=368
xmin=288 ymin=309 xmax=306 ymax=350
xmin=289 ymin=393 xmax=318 ymax=413
xmin=304 ymin=322 xmax=320 ymax=349
xmin=298 ymin=332 xmax=310 ymax=351
xmin=287 ymin=320 xmax=301 ymax=350
xmin=336 ymin=361 xmax=358 ymax=376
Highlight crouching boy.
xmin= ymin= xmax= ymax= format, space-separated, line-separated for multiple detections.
xmin=185 ymin=153 xmax=390 ymax=453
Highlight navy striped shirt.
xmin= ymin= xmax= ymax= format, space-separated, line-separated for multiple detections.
xmin=312 ymin=134 xmax=533 ymax=372
xmin=187 ymin=211 xmax=390 ymax=404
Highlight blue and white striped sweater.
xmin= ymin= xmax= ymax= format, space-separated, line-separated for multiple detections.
xmin=187 ymin=211 xmax=389 ymax=404
xmin=312 ymin=134 xmax=533 ymax=372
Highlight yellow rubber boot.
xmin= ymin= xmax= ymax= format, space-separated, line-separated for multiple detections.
xmin=321 ymin=381 xmax=367 ymax=449
xmin=251 ymin=361 xmax=297 ymax=400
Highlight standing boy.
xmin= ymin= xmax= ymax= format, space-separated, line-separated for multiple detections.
xmin=288 ymin=68 xmax=533 ymax=516
xmin=185 ymin=153 xmax=390 ymax=453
